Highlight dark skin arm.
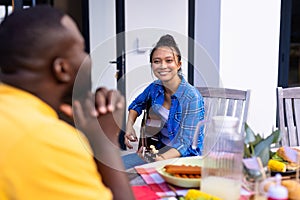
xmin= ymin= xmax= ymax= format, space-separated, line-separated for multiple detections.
xmin=60 ymin=88 xmax=135 ymax=200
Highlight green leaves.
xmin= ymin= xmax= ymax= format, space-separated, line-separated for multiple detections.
xmin=244 ymin=123 xmax=281 ymax=166
xmin=244 ymin=123 xmax=256 ymax=144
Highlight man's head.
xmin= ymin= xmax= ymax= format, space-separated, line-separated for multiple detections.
xmin=0 ymin=5 xmax=91 ymax=110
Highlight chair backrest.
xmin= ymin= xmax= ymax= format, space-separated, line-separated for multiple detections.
xmin=197 ymin=87 xmax=251 ymax=133
xmin=277 ymin=87 xmax=300 ymax=146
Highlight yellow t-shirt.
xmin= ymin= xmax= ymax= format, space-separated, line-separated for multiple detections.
xmin=0 ymin=84 xmax=112 ymax=200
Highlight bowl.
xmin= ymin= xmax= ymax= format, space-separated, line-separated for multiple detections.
xmin=156 ymin=156 xmax=202 ymax=188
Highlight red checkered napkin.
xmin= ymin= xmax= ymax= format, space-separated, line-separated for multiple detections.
xmin=135 ymin=167 xmax=253 ymax=200
xmin=131 ymin=185 xmax=159 ymax=200
xmin=134 ymin=167 xmax=188 ymax=198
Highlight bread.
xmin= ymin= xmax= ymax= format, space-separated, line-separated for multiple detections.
xmin=281 ymin=180 xmax=300 ymax=200
xmin=277 ymin=146 xmax=300 ymax=163
xmin=286 ymin=162 xmax=299 ymax=171
xmin=261 ymin=179 xmax=300 ymax=200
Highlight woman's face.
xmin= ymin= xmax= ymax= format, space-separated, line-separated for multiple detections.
xmin=151 ymin=47 xmax=181 ymax=83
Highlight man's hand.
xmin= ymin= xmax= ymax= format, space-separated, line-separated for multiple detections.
xmin=60 ymin=88 xmax=134 ymax=200
xmin=59 ymin=87 xmax=125 ymax=146
xmin=94 ymin=88 xmax=125 ymax=145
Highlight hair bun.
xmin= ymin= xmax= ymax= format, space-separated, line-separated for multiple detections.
xmin=149 ymin=34 xmax=182 ymax=64
xmin=156 ymin=34 xmax=177 ymax=47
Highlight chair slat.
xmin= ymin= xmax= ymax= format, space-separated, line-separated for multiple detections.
xmin=277 ymin=87 xmax=288 ymax=146
xmin=203 ymin=97 xmax=211 ymax=119
xmin=278 ymin=86 xmax=300 ymax=148
xmin=217 ymin=98 xmax=228 ymax=116
xmin=227 ymin=99 xmax=235 ymax=116
xmin=235 ymin=100 xmax=244 ymax=119
xmin=294 ymin=99 xmax=300 ymax=145
xmin=285 ymin=99 xmax=297 ymax=146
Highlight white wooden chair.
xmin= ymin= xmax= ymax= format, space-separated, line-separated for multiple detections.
xmin=197 ymin=87 xmax=251 ymax=133
xmin=277 ymin=87 xmax=300 ymax=146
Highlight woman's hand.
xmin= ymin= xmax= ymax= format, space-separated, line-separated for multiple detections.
xmin=155 ymin=154 xmax=165 ymax=161
xmin=154 ymin=148 xmax=181 ymax=161
xmin=124 ymin=125 xmax=138 ymax=149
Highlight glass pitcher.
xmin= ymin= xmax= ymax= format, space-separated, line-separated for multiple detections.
xmin=196 ymin=116 xmax=244 ymax=200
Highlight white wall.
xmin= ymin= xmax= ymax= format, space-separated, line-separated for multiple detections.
xmin=194 ymin=0 xmax=221 ymax=87
xmin=220 ymin=0 xmax=281 ymax=135
xmin=89 ymin=0 xmax=117 ymax=91
xmin=195 ymin=0 xmax=281 ymax=135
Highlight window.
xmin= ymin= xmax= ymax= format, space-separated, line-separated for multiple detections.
xmin=289 ymin=0 xmax=300 ymax=86
xmin=278 ymin=0 xmax=300 ymax=87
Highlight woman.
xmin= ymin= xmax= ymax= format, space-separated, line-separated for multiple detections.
xmin=124 ymin=34 xmax=205 ymax=161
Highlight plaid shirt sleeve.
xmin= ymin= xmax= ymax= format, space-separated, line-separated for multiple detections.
xmin=128 ymin=83 xmax=153 ymax=116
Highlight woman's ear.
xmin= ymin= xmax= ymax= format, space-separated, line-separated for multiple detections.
xmin=52 ymin=58 xmax=72 ymax=82
xmin=177 ymin=61 xmax=182 ymax=69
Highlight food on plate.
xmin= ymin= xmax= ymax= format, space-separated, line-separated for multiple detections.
xmin=281 ymin=180 xmax=300 ymax=200
xmin=265 ymin=179 xmax=300 ymax=200
xmin=268 ymin=159 xmax=287 ymax=172
xmin=163 ymin=164 xmax=201 ymax=179
xmin=185 ymin=189 xmax=222 ymax=200
xmin=164 ymin=164 xmax=201 ymax=176
xmin=269 ymin=146 xmax=300 ymax=172
xmin=173 ymin=174 xmax=201 ymax=179
xmin=277 ymin=146 xmax=299 ymax=163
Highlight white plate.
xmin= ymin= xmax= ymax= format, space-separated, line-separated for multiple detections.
xmin=156 ymin=156 xmax=202 ymax=188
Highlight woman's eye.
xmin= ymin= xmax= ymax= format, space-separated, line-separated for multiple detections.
xmin=153 ymin=60 xmax=161 ymax=64
xmin=166 ymin=59 xmax=173 ymax=63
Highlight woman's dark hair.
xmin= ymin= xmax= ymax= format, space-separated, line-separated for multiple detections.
xmin=149 ymin=34 xmax=182 ymax=64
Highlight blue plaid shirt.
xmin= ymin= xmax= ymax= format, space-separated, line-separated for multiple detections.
xmin=128 ymin=78 xmax=205 ymax=156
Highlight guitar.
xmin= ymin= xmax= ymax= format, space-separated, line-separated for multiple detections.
xmin=138 ymin=107 xmax=164 ymax=161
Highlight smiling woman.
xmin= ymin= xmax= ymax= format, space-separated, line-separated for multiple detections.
xmin=122 ymin=34 xmax=205 ymax=167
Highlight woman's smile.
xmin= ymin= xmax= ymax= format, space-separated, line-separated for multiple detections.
xmin=157 ymin=70 xmax=171 ymax=76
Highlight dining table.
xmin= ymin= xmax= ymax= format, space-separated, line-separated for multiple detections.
xmin=127 ymin=156 xmax=254 ymax=200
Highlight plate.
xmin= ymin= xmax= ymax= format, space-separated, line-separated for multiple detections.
xmin=270 ymin=170 xmax=296 ymax=177
xmin=156 ymin=156 xmax=202 ymax=188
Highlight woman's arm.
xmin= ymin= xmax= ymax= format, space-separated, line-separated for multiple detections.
xmin=124 ymin=83 xmax=155 ymax=149
xmin=155 ymin=148 xmax=181 ymax=161
xmin=124 ymin=109 xmax=139 ymax=149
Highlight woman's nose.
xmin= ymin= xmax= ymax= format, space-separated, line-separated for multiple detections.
xmin=160 ymin=62 xmax=167 ymax=68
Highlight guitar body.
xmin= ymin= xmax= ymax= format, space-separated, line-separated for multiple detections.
xmin=139 ymin=107 xmax=163 ymax=151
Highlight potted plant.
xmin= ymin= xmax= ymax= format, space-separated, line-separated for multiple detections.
xmin=244 ymin=123 xmax=281 ymax=167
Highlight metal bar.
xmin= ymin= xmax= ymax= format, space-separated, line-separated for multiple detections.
xmin=115 ymin=0 xmax=127 ymax=150
xmin=188 ymin=0 xmax=195 ymax=84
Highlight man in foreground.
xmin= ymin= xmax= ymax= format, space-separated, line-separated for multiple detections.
xmin=0 ymin=5 xmax=134 ymax=200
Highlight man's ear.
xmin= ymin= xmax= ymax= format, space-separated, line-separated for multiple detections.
xmin=53 ymin=58 xmax=72 ymax=82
